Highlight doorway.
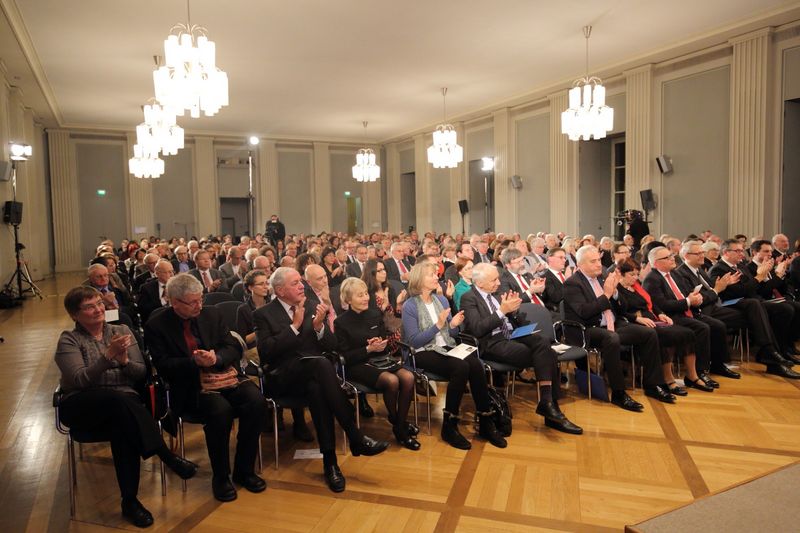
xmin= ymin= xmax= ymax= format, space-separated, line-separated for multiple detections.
xmin=468 ymin=160 xmax=494 ymax=233
xmin=219 ymin=198 xmax=250 ymax=240
xmin=346 ymin=196 xmax=362 ymax=234
xmin=782 ymin=99 xmax=800 ymax=238
xmin=400 ymin=172 xmax=416 ymax=232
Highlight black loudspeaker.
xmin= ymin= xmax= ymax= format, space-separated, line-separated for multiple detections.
xmin=458 ymin=200 xmax=469 ymax=215
xmin=640 ymin=190 xmax=656 ymax=212
xmin=3 ymin=201 xmax=22 ymax=225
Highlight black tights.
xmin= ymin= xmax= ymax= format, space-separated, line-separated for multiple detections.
xmin=375 ymin=368 xmax=415 ymax=431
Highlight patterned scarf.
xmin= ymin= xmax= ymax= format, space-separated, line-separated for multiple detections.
xmin=412 ymin=294 xmax=456 ymax=354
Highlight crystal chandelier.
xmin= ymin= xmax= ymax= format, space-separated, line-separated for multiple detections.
xmin=561 ymin=26 xmax=614 ymax=141
xmin=136 ymin=99 xmax=185 ymax=156
xmin=352 ymin=121 xmax=380 ymax=182
xmin=427 ymin=87 xmax=463 ymax=168
xmin=128 ymin=144 xmax=165 ymax=179
xmin=153 ymin=1 xmax=229 ymax=118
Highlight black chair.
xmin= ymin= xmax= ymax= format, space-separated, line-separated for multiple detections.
xmin=203 ymin=291 xmax=237 ymax=306
xmin=398 ymin=341 xmax=450 ymax=435
xmin=231 ymin=281 xmax=246 ymax=302
xmin=216 ymin=301 xmax=244 ymax=335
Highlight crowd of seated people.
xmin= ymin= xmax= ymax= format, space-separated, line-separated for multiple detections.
xmin=55 ymin=225 xmax=800 ymax=527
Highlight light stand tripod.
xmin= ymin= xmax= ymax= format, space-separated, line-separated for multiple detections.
xmin=3 ymin=159 xmax=43 ymax=301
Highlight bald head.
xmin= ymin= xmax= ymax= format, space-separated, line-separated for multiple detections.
xmin=304 ymin=264 xmax=328 ymax=292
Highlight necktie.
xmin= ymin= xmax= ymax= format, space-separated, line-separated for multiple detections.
xmin=485 ymin=294 xmax=512 ymax=338
xmin=665 ymin=273 xmax=693 ymax=318
xmin=159 ymin=284 xmax=166 ymax=305
xmin=588 ymin=277 xmax=615 ymax=332
xmin=398 ymin=260 xmax=408 ymax=274
xmin=182 ymin=320 xmax=198 ymax=353
xmin=202 ymin=271 xmax=213 ymax=289
xmin=558 ymin=271 xmax=566 ymax=283
xmin=517 ymin=274 xmax=543 ymax=306
xmin=696 ymin=269 xmax=712 ymax=290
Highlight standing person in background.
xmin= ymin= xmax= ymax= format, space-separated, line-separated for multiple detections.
xmin=265 ymin=215 xmax=286 ymax=247
xmin=627 ymin=210 xmax=650 ymax=249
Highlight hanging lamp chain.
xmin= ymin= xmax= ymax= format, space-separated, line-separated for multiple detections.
xmin=583 ymin=25 xmax=592 ymax=81
xmin=441 ymin=87 xmax=448 ymax=123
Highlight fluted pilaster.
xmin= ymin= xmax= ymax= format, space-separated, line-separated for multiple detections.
xmin=728 ymin=28 xmax=772 ymax=236
xmin=125 ymin=132 xmax=154 ymax=239
xmin=548 ymin=93 xmax=579 ymax=236
xmin=311 ymin=142 xmax=332 ymax=232
xmin=493 ymin=109 xmax=516 ymax=232
xmin=385 ymin=143 xmax=402 ymax=233
xmin=625 ymin=65 xmax=653 ymax=211
xmin=449 ymin=122 xmax=467 ymax=235
xmin=361 ymin=145 xmax=382 ymax=233
xmin=193 ymin=137 xmax=219 ymax=237
xmin=257 ymin=140 xmax=280 ymax=228
xmin=48 ymin=130 xmax=82 ymax=271
xmin=414 ymin=134 xmax=432 ymax=232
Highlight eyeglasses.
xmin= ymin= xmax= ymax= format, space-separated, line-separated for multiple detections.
xmin=685 ymin=251 xmax=704 ymax=256
xmin=79 ymin=301 xmax=106 ymax=311
xmin=655 ymin=254 xmax=675 ymax=261
xmin=174 ymin=297 xmax=202 ymax=308
xmin=251 ymin=281 xmax=268 ymax=287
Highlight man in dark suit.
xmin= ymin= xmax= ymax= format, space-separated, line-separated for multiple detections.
xmin=497 ymin=248 xmax=553 ymax=312
xmin=461 ymin=264 xmax=582 ymax=434
xmin=642 ymin=246 xmax=721 ymax=391
xmin=132 ymin=253 xmax=160 ymax=294
xmin=189 ymin=250 xmax=226 ymax=293
xmin=146 ymin=274 xmax=268 ymax=502
xmin=749 ymin=240 xmax=800 ymax=352
xmin=563 ymin=245 xmax=670 ymax=411
xmin=384 ymin=243 xmax=412 ymax=284
xmin=171 ymin=245 xmax=196 ymax=274
xmin=253 ymin=267 xmax=388 ymax=493
xmin=138 ymin=260 xmax=173 ymax=325
xmin=345 ymin=245 xmax=368 ymax=279
xmin=84 ymin=264 xmax=137 ymax=326
xmin=219 ymin=247 xmax=248 ymax=285
xmin=542 ymin=247 xmax=572 ymax=313
xmin=709 ymin=240 xmax=800 ymax=375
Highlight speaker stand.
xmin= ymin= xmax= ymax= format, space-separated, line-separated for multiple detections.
xmin=3 ymin=224 xmax=42 ymax=301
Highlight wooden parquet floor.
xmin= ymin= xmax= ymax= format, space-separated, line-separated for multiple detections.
xmin=1 ymin=273 xmax=799 ymax=532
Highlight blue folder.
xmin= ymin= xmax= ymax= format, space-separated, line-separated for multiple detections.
xmin=721 ymin=297 xmax=743 ymax=306
xmin=510 ymin=322 xmax=537 ymax=339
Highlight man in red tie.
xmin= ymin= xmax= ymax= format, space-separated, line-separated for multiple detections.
xmin=541 ymin=247 xmax=573 ymax=313
xmin=497 ymin=248 xmax=554 ymax=317
xmin=188 ymin=250 xmax=225 ymax=294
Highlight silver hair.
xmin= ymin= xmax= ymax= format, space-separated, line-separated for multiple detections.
xmin=390 ymin=242 xmax=404 ymax=253
xmin=500 ymin=247 xmax=522 ymax=265
xmin=269 ymin=266 xmax=296 ymax=290
xmin=245 ymin=248 xmax=259 ymax=261
xmin=680 ymin=240 xmax=703 ymax=258
xmin=87 ymin=263 xmax=107 ymax=275
xmin=575 ymin=244 xmax=598 ymax=265
xmin=166 ymin=273 xmax=203 ymax=300
xmin=253 ymin=255 xmax=269 ymax=268
xmin=174 ymin=245 xmax=188 ymax=254
xmin=471 ymin=262 xmax=496 ymax=284
xmin=599 ymin=236 xmax=614 ymax=245
xmin=701 ymin=241 xmax=719 ymax=252
xmin=648 ymin=246 xmax=668 ymax=265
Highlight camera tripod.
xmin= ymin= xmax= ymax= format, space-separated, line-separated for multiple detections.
xmin=3 ymin=223 xmax=43 ymax=300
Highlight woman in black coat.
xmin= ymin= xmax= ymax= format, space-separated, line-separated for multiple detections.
xmin=334 ymin=278 xmax=419 ymax=450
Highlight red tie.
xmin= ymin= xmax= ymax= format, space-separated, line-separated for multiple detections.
xmin=517 ymin=274 xmax=543 ymax=306
xmin=589 ymin=277 xmax=615 ymax=331
xmin=182 ymin=320 xmax=198 ymax=353
xmin=398 ymin=260 xmax=408 ymax=274
xmin=328 ymin=308 xmax=335 ymax=332
xmin=558 ymin=272 xmax=566 ymax=283
xmin=665 ymin=273 xmax=693 ymax=318
xmin=202 ymin=271 xmax=213 ymax=289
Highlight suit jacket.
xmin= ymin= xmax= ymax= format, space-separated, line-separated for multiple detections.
xmin=145 ymin=306 xmax=242 ymax=414
xmin=253 ymin=298 xmax=337 ymax=375
xmin=345 ymin=261 xmax=364 ymax=279
xmin=562 ymin=271 xmax=624 ymax=327
xmin=708 ymin=260 xmax=761 ymax=301
xmin=674 ymin=263 xmax=719 ymax=310
xmin=188 ymin=267 xmax=225 ymax=293
xmin=542 ymin=269 xmax=566 ymax=312
xmin=171 ymin=259 xmax=196 ymax=273
xmin=138 ymin=278 xmax=168 ymax=325
xmin=219 ymin=261 xmax=248 ymax=281
xmin=132 ymin=270 xmax=157 ymax=294
xmin=745 ymin=261 xmax=790 ymax=300
xmin=305 ymin=285 xmax=345 ymax=320
xmin=498 ymin=269 xmax=550 ymax=307
xmin=384 ymin=256 xmax=411 ymax=283
xmin=642 ymin=270 xmax=698 ymax=318
xmin=460 ymin=285 xmax=528 ymax=352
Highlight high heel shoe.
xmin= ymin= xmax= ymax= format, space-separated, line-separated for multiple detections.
xmin=392 ymin=425 xmax=421 ymax=451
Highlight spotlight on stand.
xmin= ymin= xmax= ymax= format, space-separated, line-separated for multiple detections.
xmin=9 ymin=143 xmax=32 ymax=161
xmin=481 ymin=157 xmax=494 ymax=171
xmin=248 ymin=136 xmax=260 ymax=146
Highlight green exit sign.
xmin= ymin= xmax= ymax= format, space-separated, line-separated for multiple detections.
xmin=97 ymin=189 xmax=106 ymax=196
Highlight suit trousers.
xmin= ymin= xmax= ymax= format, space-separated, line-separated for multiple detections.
xmin=61 ymin=389 xmax=164 ymax=499
xmin=483 ymin=333 xmax=558 ymax=383
xmin=413 ymin=351 xmax=491 ymax=415
xmin=268 ymin=357 xmax=361 ymax=453
xmin=671 ymin=316 xmax=711 ymax=371
xmin=763 ymin=300 xmax=797 ymax=352
xmin=191 ymin=380 xmax=266 ymax=478
xmin=718 ymin=298 xmax=777 ymax=353
xmin=695 ymin=314 xmax=731 ymax=368
xmin=578 ymin=322 xmax=662 ymax=391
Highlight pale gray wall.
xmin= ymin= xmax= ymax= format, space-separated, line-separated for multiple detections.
xmin=782 ymin=100 xmax=800 ymax=239
xmin=217 ymin=158 xmax=250 ymax=197
xmin=662 ymin=66 xmax=730 ymax=238
xmin=400 ymin=172 xmax=416 ymax=232
xmin=467 ymin=127 xmax=494 ymax=233
xmin=75 ymin=142 xmax=127 ymax=264
xmin=783 ymin=46 xmax=800 ymax=101
xmin=399 ymin=148 xmax=414 ymax=174
xmin=154 ymin=146 xmax=195 ymax=239
xmin=607 ymin=93 xmax=626 ymax=136
xmin=578 ymin=137 xmax=613 ymax=237
xmin=278 ymin=150 xmax=312 ymax=234
xmin=430 ymin=166 xmax=451 ymax=233
xmin=331 ymin=152 xmax=356 ymax=232
xmin=220 ymin=198 xmax=250 ymax=237
xmin=380 ymin=146 xmax=388 ymax=231
xmin=515 ymin=113 xmax=550 ymax=234
xmin=466 ymin=127 xmax=493 ymax=161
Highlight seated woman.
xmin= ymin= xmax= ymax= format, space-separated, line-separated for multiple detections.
xmin=451 ymin=257 xmax=473 ymax=311
xmin=55 ymin=286 xmax=197 ymax=528
xmin=361 ymin=259 xmax=406 ymax=314
xmin=236 ymin=269 xmax=271 ymax=349
xmin=616 ymin=258 xmax=712 ymax=395
xmin=335 ymin=278 xmax=420 ymax=450
xmin=401 ymin=262 xmax=507 ymax=450
xmin=321 ymin=246 xmax=346 ymax=287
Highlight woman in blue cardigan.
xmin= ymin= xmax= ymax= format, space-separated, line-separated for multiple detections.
xmin=401 ymin=262 xmax=507 ymax=450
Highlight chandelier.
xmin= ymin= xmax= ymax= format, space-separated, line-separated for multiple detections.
xmin=561 ymin=26 xmax=614 ymax=141
xmin=352 ymin=121 xmax=380 ymax=182
xmin=153 ymin=1 xmax=229 ymax=118
xmin=427 ymin=87 xmax=463 ymax=168
xmin=128 ymin=144 xmax=165 ymax=179
xmin=136 ymin=99 xmax=185 ymax=156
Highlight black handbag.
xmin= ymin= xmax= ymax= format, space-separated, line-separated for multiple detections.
xmin=366 ymin=354 xmax=402 ymax=372
xmin=486 ymin=385 xmax=513 ymax=436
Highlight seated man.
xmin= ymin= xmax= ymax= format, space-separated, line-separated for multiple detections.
xmin=145 ymin=274 xmax=268 ymax=502
xmin=563 ymin=245 xmax=670 ymax=411
xmin=138 ymin=260 xmax=173 ymax=325
xmin=220 ymin=247 xmax=249 ymax=286
xmin=253 ymin=267 xmax=388 ymax=493
xmin=132 ymin=253 xmax=160 ymax=294
xmin=171 ymin=245 xmax=195 ymax=274
xmin=460 ymin=263 xmax=582 ymax=435
xmin=345 ymin=245 xmax=369 ymax=279
xmin=542 ymin=247 xmax=571 ymax=313
xmin=84 ymin=263 xmax=136 ymax=327
xmin=189 ymin=250 xmax=226 ymax=293
xmin=497 ymin=248 xmax=554 ymax=315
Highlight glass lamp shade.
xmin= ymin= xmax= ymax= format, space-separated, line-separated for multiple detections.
xmin=427 ymin=124 xmax=463 ymax=168
xmin=352 ymin=148 xmax=380 ymax=182
xmin=561 ymin=81 xmax=614 ymax=141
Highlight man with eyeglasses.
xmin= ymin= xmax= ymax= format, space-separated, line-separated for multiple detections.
xmin=708 ymin=239 xmax=800 ymax=377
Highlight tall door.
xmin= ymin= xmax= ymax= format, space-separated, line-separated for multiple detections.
xmin=468 ymin=160 xmax=494 ymax=233
xmin=346 ymin=196 xmax=362 ymax=234
xmin=782 ymin=100 xmax=800 ymax=238
xmin=400 ymin=172 xmax=416 ymax=232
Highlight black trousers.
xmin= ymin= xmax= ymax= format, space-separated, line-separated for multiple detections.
xmin=671 ymin=316 xmax=711 ymax=371
xmin=713 ymin=298 xmax=777 ymax=353
xmin=579 ymin=322 xmax=662 ymax=391
xmin=696 ymin=314 xmax=730 ymax=368
xmin=188 ymin=380 xmax=266 ymax=478
xmin=413 ymin=351 xmax=491 ymax=415
xmin=268 ymin=357 xmax=361 ymax=453
xmin=483 ymin=333 xmax=558 ymax=382
xmin=61 ymin=389 xmax=164 ymax=499
xmin=763 ymin=300 xmax=796 ymax=352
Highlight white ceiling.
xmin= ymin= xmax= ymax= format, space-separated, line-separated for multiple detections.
xmin=4 ymin=0 xmax=800 ymax=143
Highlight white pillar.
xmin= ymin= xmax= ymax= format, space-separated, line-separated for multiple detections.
xmin=624 ymin=65 xmax=654 ymax=212
xmin=193 ymin=136 xmax=219 ymax=237
xmin=385 ymin=143 xmax=402 ymax=233
xmin=548 ymin=93 xmax=579 ymax=236
xmin=414 ymin=134 xmax=432 ymax=233
xmin=257 ymin=140 xmax=280 ymax=232
xmin=49 ymin=130 xmax=82 ymax=271
xmin=125 ymin=131 xmax=155 ymax=239
xmin=311 ymin=142 xmax=332 ymax=232
xmin=492 ymin=108 xmax=516 ymax=233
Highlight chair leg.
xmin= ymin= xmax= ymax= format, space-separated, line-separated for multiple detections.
xmin=178 ymin=418 xmax=187 ymax=493
xmin=354 ymin=394 xmax=361 ymax=429
xmin=67 ymin=436 xmax=76 ymax=518
xmin=158 ymin=421 xmax=167 ymax=497
xmin=424 ymin=376 xmax=432 ymax=436
xmin=413 ymin=386 xmax=419 ymax=428
xmin=272 ymin=406 xmax=279 ymax=470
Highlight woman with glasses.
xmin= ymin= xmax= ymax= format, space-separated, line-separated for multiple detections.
xmin=361 ymin=259 xmax=407 ymax=315
xmin=451 ymin=257 xmax=474 ymax=311
xmin=55 ymin=286 xmax=198 ymax=528
xmin=236 ymin=269 xmax=271 ymax=348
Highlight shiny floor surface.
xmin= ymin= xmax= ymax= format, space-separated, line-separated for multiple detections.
xmin=1 ymin=274 xmax=798 ymax=532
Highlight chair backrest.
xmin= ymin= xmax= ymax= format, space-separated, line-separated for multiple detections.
xmin=518 ymin=303 xmax=555 ymax=342
xmin=231 ymin=281 xmax=245 ymax=301
xmin=203 ymin=291 xmax=237 ymax=305
xmin=388 ymin=279 xmax=406 ymax=298
xmin=215 ymin=301 xmax=243 ymax=334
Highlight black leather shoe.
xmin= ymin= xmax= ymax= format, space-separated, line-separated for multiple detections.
xmin=212 ymin=476 xmax=237 ymax=502
xmin=441 ymin=414 xmax=472 ymax=450
xmin=758 ymin=350 xmax=793 ymax=367
xmin=536 ymin=400 xmax=583 ymax=435
xmin=684 ymin=376 xmax=714 ymax=392
xmin=611 ymin=391 xmax=644 ymax=412
xmin=783 ymin=352 xmax=800 ymax=365
xmin=358 ymin=396 xmax=375 ymax=418
xmin=644 ymin=385 xmax=676 ymax=403
xmin=477 ymin=414 xmax=508 ymax=448
xmin=350 ymin=435 xmax=390 ymax=457
xmin=293 ymin=422 xmax=314 ymax=442
xmin=667 ymin=382 xmax=688 ymax=396
xmin=700 ymin=373 xmax=720 ymax=388
xmin=232 ymin=472 xmax=267 ymax=493
xmin=392 ymin=426 xmax=421 ymax=451
xmin=121 ymin=497 xmax=154 ymax=528
xmin=766 ymin=364 xmax=800 ymax=379
xmin=163 ymin=454 xmax=198 ymax=480
xmin=324 ymin=464 xmax=346 ymax=493
xmin=388 ymin=415 xmax=419 ymax=437
xmin=710 ymin=364 xmax=741 ymax=379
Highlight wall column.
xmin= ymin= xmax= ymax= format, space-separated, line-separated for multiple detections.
xmin=449 ymin=122 xmax=467 ymax=235
xmin=361 ymin=145 xmax=382 ymax=233
xmin=256 ymin=140 xmax=279 ymax=232
xmin=493 ymin=108 xmax=516 ymax=232
xmin=625 ymin=64 xmax=653 ymax=212
xmin=385 ymin=142 xmax=401 ymax=233
xmin=311 ymin=142 xmax=332 ymax=232
xmin=728 ymin=28 xmax=772 ymax=236
xmin=413 ymin=134 xmax=433 ymax=233
xmin=193 ymin=136 xmax=219 ymax=237
xmin=49 ymin=129 xmax=82 ymax=271
xmin=548 ymin=93 xmax=579 ymax=236
xmin=125 ymin=131 xmax=154 ymax=239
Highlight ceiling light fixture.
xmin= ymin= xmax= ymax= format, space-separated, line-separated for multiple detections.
xmin=136 ymin=99 xmax=185 ymax=157
xmin=352 ymin=121 xmax=380 ymax=182
xmin=427 ymin=87 xmax=463 ymax=168
xmin=153 ymin=0 xmax=229 ymax=118
xmin=561 ymin=26 xmax=614 ymax=141
xmin=128 ymin=144 xmax=165 ymax=179
xmin=248 ymin=136 xmax=260 ymax=146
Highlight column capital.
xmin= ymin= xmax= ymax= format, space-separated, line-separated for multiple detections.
xmin=623 ymin=64 xmax=654 ymax=78
xmin=728 ymin=27 xmax=773 ymax=46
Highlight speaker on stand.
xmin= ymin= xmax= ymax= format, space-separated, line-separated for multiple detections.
xmin=458 ymin=200 xmax=469 ymax=235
